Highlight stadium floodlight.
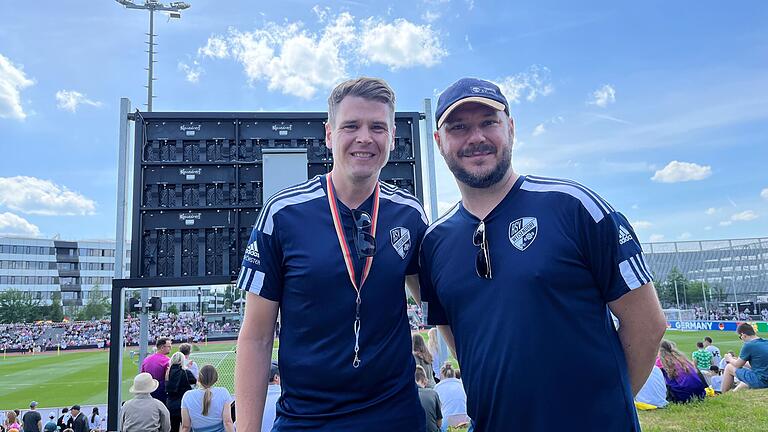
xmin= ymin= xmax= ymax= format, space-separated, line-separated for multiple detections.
xmin=169 ymin=2 xmax=191 ymax=10
xmin=115 ymin=0 xmax=192 ymax=111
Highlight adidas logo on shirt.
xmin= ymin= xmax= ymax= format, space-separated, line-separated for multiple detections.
xmin=244 ymin=241 xmax=260 ymax=264
xmin=618 ymin=225 xmax=633 ymax=245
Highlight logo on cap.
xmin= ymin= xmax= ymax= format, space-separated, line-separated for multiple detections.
xmin=470 ymin=86 xmax=498 ymax=96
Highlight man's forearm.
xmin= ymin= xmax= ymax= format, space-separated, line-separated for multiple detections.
xmin=234 ymin=336 xmax=273 ymax=431
xmin=618 ymin=323 xmax=663 ymax=395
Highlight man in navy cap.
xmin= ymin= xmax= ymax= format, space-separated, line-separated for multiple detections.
xmin=418 ymin=77 xmax=667 ymax=431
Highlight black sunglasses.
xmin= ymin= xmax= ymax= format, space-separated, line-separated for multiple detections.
xmin=473 ymin=220 xmax=492 ymax=279
xmin=352 ymin=209 xmax=376 ymax=258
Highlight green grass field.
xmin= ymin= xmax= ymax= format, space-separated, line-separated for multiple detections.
xmin=0 ymin=329 xmax=754 ymax=424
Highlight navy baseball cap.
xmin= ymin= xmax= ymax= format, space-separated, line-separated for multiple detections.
xmin=435 ymin=77 xmax=509 ymax=128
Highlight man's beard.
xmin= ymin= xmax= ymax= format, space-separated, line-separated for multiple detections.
xmin=444 ymin=141 xmax=512 ymax=189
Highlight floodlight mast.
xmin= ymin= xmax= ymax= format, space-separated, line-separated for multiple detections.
xmin=115 ymin=0 xmax=191 ymax=112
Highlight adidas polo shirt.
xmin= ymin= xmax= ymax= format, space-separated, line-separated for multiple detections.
xmin=419 ymin=175 xmax=650 ymax=432
xmin=237 ymin=175 xmax=429 ymax=431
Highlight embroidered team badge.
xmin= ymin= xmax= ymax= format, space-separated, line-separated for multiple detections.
xmin=509 ymin=217 xmax=538 ymax=251
xmin=390 ymin=227 xmax=411 ymax=259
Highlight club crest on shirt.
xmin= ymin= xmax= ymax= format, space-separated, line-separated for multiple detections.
xmin=390 ymin=227 xmax=411 ymax=259
xmin=509 ymin=217 xmax=538 ymax=251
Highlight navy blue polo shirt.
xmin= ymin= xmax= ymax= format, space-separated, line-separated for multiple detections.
xmin=419 ymin=175 xmax=651 ymax=432
xmin=237 ymin=175 xmax=428 ymax=431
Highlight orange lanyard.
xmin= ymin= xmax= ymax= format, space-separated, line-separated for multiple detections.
xmin=326 ymin=173 xmax=380 ymax=368
xmin=325 ymin=173 xmax=380 ymax=290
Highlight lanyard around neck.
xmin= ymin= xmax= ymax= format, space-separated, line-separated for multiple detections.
xmin=326 ymin=173 xmax=380 ymax=291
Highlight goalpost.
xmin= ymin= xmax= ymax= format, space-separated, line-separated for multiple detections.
xmin=190 ymin=346 xmax=278 ymax=393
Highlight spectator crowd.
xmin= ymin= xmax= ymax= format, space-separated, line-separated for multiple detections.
xmin=635 ymin=325 xmax=768 ymax=410
xmin=0 ymin=314 xmax=240 ymax=353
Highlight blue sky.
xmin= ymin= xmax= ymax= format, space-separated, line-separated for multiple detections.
xmin=0 ymin=0 xmax=766 ymax=243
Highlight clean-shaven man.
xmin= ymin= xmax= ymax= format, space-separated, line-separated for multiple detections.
xmin=235 ymin=77 xmax=427 ymax=431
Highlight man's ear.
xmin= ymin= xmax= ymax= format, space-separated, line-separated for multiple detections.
xmin=434 ymin=130 xmax=443 ymax=155
xmin=390 ymin=123 xmax=396 ymax=151
xmin=325 ymin=120 xmax=333 ymax=150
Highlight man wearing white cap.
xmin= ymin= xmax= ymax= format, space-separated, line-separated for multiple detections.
xmin=419 ymin=77 xmax=667 ymax=431
xmin=120 ymin=372 xmax=171 ymax=432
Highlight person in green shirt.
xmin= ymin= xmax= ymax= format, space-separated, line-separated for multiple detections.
xmin=692 ymin=341 xmax=714 ymax=370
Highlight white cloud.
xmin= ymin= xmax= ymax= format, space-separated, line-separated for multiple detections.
xmin=761 ymin=188 xmax=768 ymax=200
xmin=195 ymin=14 xmax=447 ymax=98
xmin=678 ymin=232 xmax=692 ymax=240
xmin=465 ymin=35 xmax=473 ymax=51
xmin=632 ymin=220 xmax=653 ymax=230
xmin=496 ymin=65 xmax=554 ymax=104
xmin=55 ymin=90 xmax=102 ymax=112
xmin=719 ymin=220 xmax=732 ymax=226
xmin=466 ymin=0 xmax=475 ymax=10
xmin=359 ymin=18 xmax=447 ymax=70
xmin=590 ymin=113 xmax=631 ymax=125
xmin=227 ymin=16 xmax=354 ymax=99
xmin=312 ymin=5 xmax=331 ymax=22
xmin=0 ymin=212 xmax=40 ymax=237
xmin=649 ymin=234 xmax=665 ymax=242
xmin=0 ymin=176 xmax=96 ymax=216
xmin=651 ymin=161 xmax=712 ymax=183
xmin=178 ymin=61 xmax=202 ymax=83
xmin=705 ymin=207 xmax=717 ymax=215
xmin=731 ymin=210 xmax=758 ymax=222
xmin=704 ymin=226 xmax=712 ymax=231
xmin=531 ymin=117 xmax=563 ymax=137
xmin=588 ymin=84 xmax=616 ymax=107
xmin=0 ymin=53 xmax=34 ymax=120
xmin=198 ymin=35 xmax=229 ymax=59
xmin=422 ymin=10 xmax=441 ymax=23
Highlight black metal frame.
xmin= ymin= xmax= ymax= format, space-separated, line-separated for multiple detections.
xmin=108 ymin=110 xmax=423 ymax=431
xmin=130 ymin=111 xmax=422 ymax=284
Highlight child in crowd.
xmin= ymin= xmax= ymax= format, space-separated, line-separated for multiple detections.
xmin=692 ymin=341 xmax=714 ymax=371
xmin=709 ymin=365 xmax=723 ymax=393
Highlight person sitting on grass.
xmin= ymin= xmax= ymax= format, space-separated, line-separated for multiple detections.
xmin=719 ymin=351 xmax=734 ymax=371
xmin=692 ymin=341 xmax=714 ymax=372
xmin=721 ymin=323 xmax=768 ymax=393
xmin=658 ymin=339 xmax=707 ymax=403
xmin=709 ymin=365 xmax=723 ymax=394
xmin=634 ymin=365 xmax=668 ymax=408
xmin=703 ymin=336 xmax=722 ymax=366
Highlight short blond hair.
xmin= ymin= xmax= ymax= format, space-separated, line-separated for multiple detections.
xmin=327 ymin=77 xmax=395 ymax=126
